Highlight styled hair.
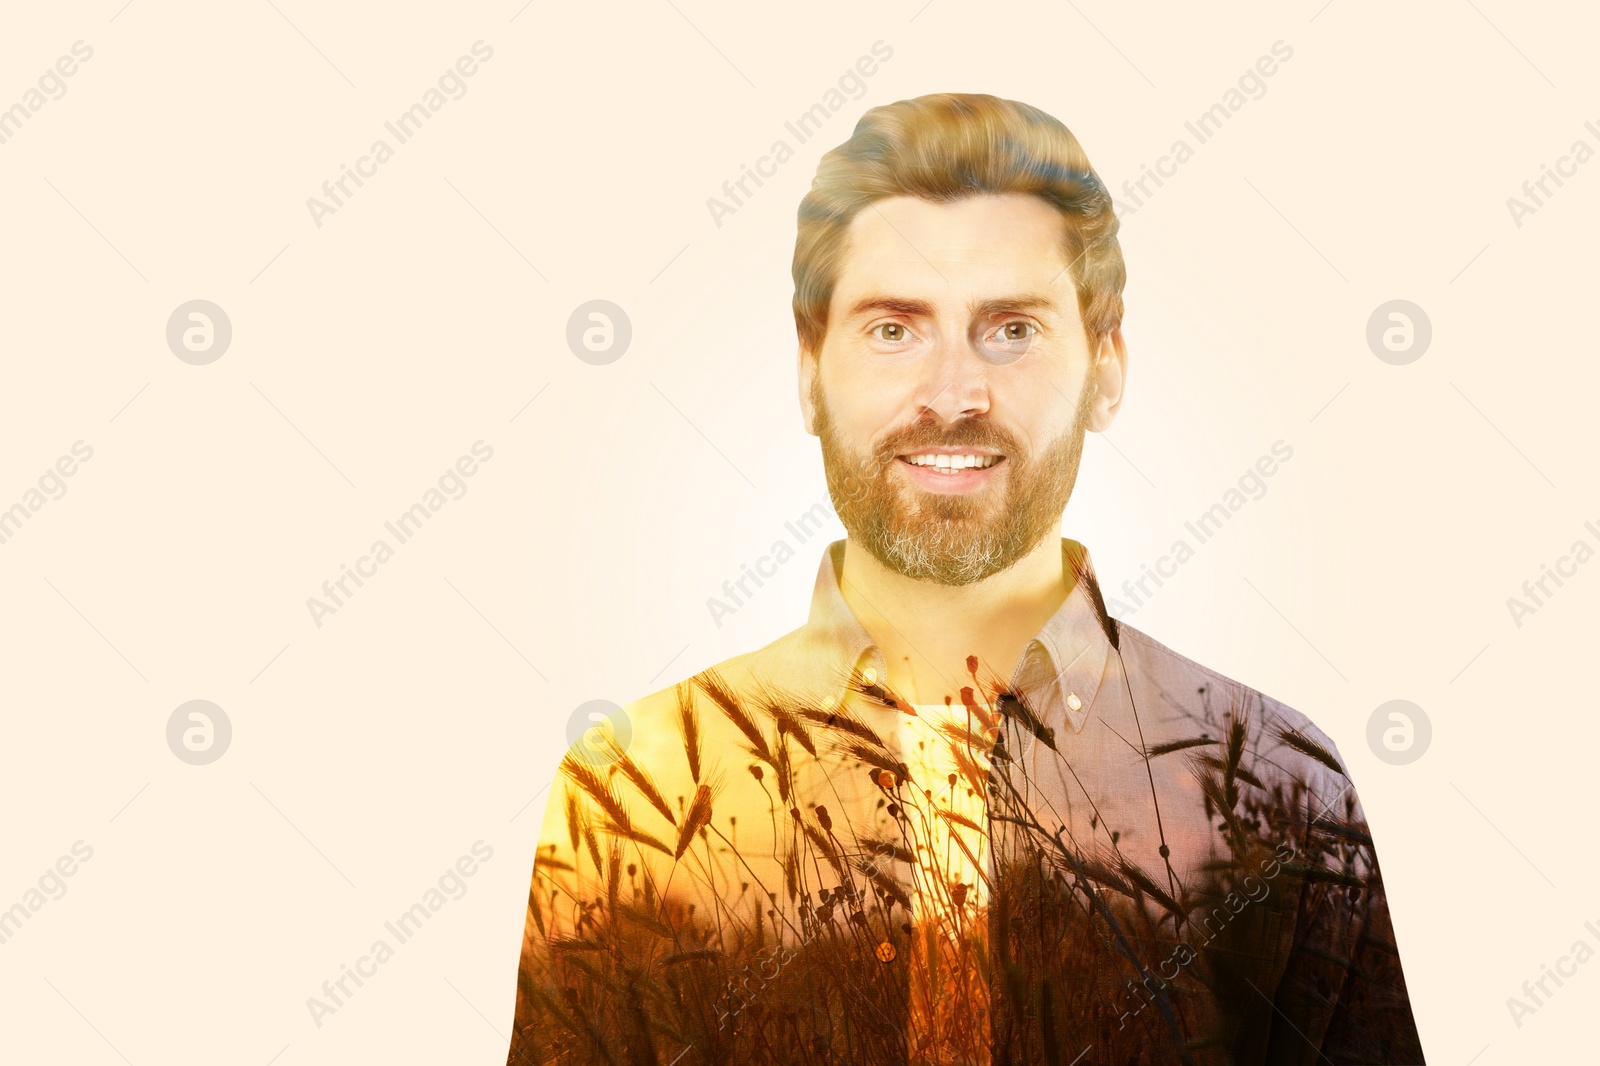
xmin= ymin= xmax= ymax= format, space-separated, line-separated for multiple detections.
xmin=792 ymin=92 xmax=1125 ymax=356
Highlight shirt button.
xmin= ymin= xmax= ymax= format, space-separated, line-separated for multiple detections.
xmin=1067 ymin=692 xmax=1082 ymax=712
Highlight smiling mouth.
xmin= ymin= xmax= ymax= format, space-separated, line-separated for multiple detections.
xmin=897 ymin=452 xmax=1004 ymax=474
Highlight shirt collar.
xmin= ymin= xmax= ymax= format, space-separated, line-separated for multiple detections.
xmin=804 ymin=537 xmax=1113 ymax=735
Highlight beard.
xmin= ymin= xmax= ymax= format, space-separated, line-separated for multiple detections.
xmin=814 ymin=373 xmax=1096 ymax=587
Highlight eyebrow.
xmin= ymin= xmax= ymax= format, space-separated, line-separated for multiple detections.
xmin=842 ymin=293 xmax=1063 ymax=322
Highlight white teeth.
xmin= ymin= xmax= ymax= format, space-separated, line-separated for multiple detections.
xmin=904 ymin=453 xmax=999 ymax=472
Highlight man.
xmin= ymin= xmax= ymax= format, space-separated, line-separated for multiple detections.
xmin=505 ymin=93 xmax=1423 ymax=1065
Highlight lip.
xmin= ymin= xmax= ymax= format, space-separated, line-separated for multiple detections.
xmin=894 ymin=451 xmax=1007 ymax=495
xmin=898 ymin=447 xmax=1003 ymax=457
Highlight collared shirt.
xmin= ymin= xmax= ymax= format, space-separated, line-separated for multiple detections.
xmin=506 ymin=539 xmax=1425 ymax=1065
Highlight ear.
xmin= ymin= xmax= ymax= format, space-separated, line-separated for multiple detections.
xmin=1086 ymin=327 xmax=1127 ymax=433
xmin=797 ymin=343 xmax=820 ymax=437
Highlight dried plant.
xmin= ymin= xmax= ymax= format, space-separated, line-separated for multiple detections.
xmin=507 ymin=654 xmax=1421 ymax=1065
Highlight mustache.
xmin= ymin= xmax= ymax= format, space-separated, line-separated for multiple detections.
xmin=875 ymin=416 xmax=1020 ymax=461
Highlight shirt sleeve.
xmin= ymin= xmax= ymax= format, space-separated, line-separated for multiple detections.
xmin=1263 ymin=736 xmax=1426 ymax=1064
xmin=503 ymin=758 xmax=592 ymax=1066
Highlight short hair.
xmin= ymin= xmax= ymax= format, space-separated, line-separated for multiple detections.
xmin=792 ymin=92 xmax=1125 ymax=357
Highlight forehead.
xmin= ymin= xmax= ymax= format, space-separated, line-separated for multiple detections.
xmin=831 ymin=193 xmax=1076 ymax=316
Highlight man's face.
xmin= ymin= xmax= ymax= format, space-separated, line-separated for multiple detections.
xmin=800 ymin=193 xmax=1124 ymax=586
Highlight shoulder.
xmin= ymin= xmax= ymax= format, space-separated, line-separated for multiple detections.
xmin=540 ymin=616 xmax=857 ymax=836
xmin=1113 ymin=620 xmax=1350 ymax=776
xmin=629 ymin=607 xmax=859 ymax=712
xmin=600 ymin=619 xmax=846 ymax=764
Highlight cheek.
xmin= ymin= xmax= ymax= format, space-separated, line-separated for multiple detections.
xmin=991 ymin=379 xmax=1065 ymax=448
xmin=824 ymin=367 xmax=911 ymax=439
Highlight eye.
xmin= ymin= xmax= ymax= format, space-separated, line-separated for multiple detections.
xmin=989 ymin=320 xmax=1038 ymax=344
xmin=870 ymin=322 xmax=912 ymax=343
xmin=977 ymin=319 xmax=1040 ymax=364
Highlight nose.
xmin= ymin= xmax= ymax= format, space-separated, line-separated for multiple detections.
xmin=912 ymin=330 xmax=991 ymax=423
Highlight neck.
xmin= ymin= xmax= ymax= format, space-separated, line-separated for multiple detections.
xmin=837 ymin=531 xmax=1072 ymax=705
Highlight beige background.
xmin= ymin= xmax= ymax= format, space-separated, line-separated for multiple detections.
xmin=1 ymin=0 xmax=1595 ymax=1061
